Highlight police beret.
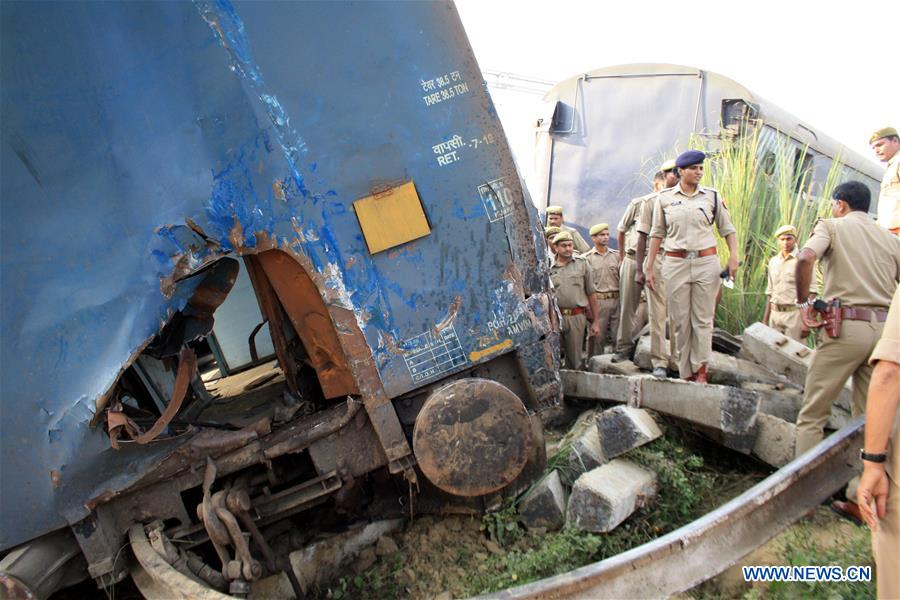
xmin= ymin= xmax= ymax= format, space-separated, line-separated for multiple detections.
xmin=675 ymin=150 xmax=706 ymax=168
xmin=589 ymin=223 xmax=609 ymax=235
xmin=546 ymin=205 xmax=564 ymax=215
xmin=552 ymin=231 xmax=573 ymax=244
xmin=869 ymin=127 xmax=898 ymax=143
xmin=661 ymin=159 xmax=677 ymax=172
xmin=544 ymin=226 xmax=562 ymax=237
xmin=773 ymin=224 xmax=797 ymax=238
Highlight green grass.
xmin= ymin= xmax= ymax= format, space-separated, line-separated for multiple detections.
xmin=679 ymin=122 xmax=850 ymax=335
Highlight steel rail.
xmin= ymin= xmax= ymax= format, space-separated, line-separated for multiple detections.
xmin=483 ymin=418 xmax=864 ymax=599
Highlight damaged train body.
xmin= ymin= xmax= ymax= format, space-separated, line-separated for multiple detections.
xmin=0 ymin=1 xmax=559 ymax=596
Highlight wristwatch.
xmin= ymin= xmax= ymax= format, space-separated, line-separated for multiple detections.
xmin=860 ymin=449 xmax=888 ymax=463
xmin=795 ymin=299 xmax=811 ymax=309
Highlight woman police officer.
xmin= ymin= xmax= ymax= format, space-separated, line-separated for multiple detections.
xmin=645 ymin=150 xmax=739 ymax=383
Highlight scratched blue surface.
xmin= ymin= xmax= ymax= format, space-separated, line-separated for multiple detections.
xmin=0 ymin=1 xmax=549 ymax=549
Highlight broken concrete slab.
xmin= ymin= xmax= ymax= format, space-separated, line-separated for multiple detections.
xmin=557 ymin=410 xmax=606 ymax=473
xmin=752 ymin=413 xmax=797 ymax=468
xmin=518 ymin=470 xmax=566 ymax=531
xmin=588 ymin=354 xmax=643 ymax=376
xmin=595 ymin=406 xmax=662 ymax=459
xmin=740 ymin=382 xmax=802 ymax=422
xmin=288 ymin=519 xmax=402 ymax=593
xmin=741 ymin=323 xmax=853 ymax=415
xmin=634 ymin=336 xmax=790 ymax=388
xmin=562 ymin=371 xmax=760 ymax=453
xmin=567 ymin=460 xmax=657 ymax=533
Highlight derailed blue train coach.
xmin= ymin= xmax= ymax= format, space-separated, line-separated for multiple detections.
xmin=0 ymin=2 xmax=559 ymax=595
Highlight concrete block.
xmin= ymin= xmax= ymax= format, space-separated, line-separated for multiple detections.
xmin=567 ymin=460 xmax=657 ymax=533
xmin=595 ymin=406 xmax=662 ymax=459
xmin=752 ymin=414 xmax=797 ymax=468
xmin=635 ymin=336 xmax=788 ymax=387
xmin=561 ymin=370 xmax=632 ymax=404
xmin=518 ymin=470 xmax=566 ymax=531
xmin=588 ymin=354 xmax=643 ymax=376
xmin=562 ymin=371 xmax=760 ymax=450
xmin=740 ymin=382 xmax=802 ymax=422
xmin=557 ymin=410 xmax=606 ymax=473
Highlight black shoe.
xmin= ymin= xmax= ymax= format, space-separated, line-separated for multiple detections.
xmin=610 ymin=352 xmax=628 ymax=363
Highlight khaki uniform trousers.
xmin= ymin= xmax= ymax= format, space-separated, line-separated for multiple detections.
xmin=874 ymin=447 xmax=899 ymax=599
xmin=663 ymin=254 xmax=720 ymax=378
xmin=795 ymin=317 xmax=883 ymax=500
xmin=560 ymin=313 xmax=588 ymax=370
xmin=590 ymin=297 xmax=619 ymax=356
xmin=616 ymin=256 xmax=642 ymax=354
xmin=769 ymin=307 xmax=805 ymax=341
xmin=646 ymin=258 xmax=675 ymax=370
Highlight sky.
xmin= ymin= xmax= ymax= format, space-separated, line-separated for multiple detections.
xmin=456 ymin=0 xmax=898 ymax=184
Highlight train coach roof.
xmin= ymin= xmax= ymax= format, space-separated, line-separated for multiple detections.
xmin=544 ymin=63 xmax=882 ymax=182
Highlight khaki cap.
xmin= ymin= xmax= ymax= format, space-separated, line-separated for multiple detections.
xmin=546 ymin=205 xmax=564 ymax=215
xmin=869 ymin=127 xmax=898 ymax=143
xmin=661 ymin=159 xmax=677 ymax=172
xmin=544 ymin=226 xmax=562 ymax=237
xmin=774 ymin=224 xmax=797 ymax=238
xmin=589 ymin=223 xmax=609 ymax=235
xmin=552 ymin=231 xmax=573 ymax=245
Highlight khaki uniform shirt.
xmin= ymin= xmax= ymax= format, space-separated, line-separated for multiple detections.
xmin=650 ymin=184 xmax=737 ymax=250
xmin=583 ymin=247 xmax=620 ymax=293
xmin=803 ymin=211 xmax=900 ymax=308
xmin=617 ymin=195 xmax=649 ymax=255
xmin=550 ymin=255 xmax=596 ymax=308
xmin=766 ymin=250 xmax=816 ymax=305
xmin=636 ymin=190 xmax=662 ymax=236
xmin=878 ymin=151 xmax=900 ymax=230
xmin=562 ymin=224 xmax=591 ymax=254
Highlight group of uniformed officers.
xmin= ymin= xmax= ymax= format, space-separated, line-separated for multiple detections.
xmin=545 ymin=128 xmax=900 ymax=598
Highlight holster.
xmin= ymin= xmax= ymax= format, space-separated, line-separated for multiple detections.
xmin=813 ymin=298 xmax=842 ymax=338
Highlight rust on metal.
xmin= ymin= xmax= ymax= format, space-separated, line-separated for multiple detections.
xmin=255 ymin=250 xmax=358 ymax=399
xmin=134 ymin=347 xmax=197 ymax=445
xmin=413 ymin=378 xmax=532 ymax=497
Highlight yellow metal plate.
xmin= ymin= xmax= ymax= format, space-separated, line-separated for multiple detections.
xmin=353 ymin=181 xmax=431 ymax=254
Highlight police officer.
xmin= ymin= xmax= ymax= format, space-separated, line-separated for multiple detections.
xmin=546 ymin=206 xmax=590 ymax=254
xmin=763 ymin=225 xmax=816 ymax=341
xmin=583 ymin=223 xmax=620 ymax=356
xmin=550 ymin=231 xmax=601 ymax=369
xmin=613 ymin=186 xmax=651 ymax=361
xmin=869 ymin=126 xmax=900 ymax=234
xmin=857 ymin=285 xmax=900 ymax=600
xmin=544 ymin=225 xmax=562 ymax=268
xmin=636 ymin=162 xmax=678 ymax=377
xmin=646 ymin=150 xmax=739 ymax=383
xmin=794 ymin=181 xmax=900 ymax=522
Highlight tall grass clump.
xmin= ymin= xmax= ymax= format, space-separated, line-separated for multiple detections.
xmin=688 ymin=122 xmax=846 ymax=334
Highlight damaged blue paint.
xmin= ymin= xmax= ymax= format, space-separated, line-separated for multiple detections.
xmin=0 ymin=0 xmax=554 ymax=553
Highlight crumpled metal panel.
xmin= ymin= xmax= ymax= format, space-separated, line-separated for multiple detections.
xmin=0 ymin=1 xmax=554 ymax=550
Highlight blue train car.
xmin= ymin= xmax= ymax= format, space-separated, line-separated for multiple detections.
xmin=0 ymin=2 xmax=558 ymax=595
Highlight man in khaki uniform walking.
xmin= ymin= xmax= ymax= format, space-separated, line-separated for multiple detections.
xmin=794 ymin=181 xmax=900 ymax=522
xmin=546 ymin=206 xmax=590 ymax=254
xmin=870 ymin=126 xmax=900 ymax=234
xmin=857 ymin=285 xmax=900 ymax=600
xmin=583 ymin=223 xmax=620 ymax=356
xmin=763 ymin=224 xmax=816 ymax=341
xmin=613 ymin=180 xmax=657 ymax=361
xmin=550 ymin=231 xmax=601 ymax=369
xmin=646 ymin=151 xmax=739 ymax=383
xmin=636 ymin=163 xmax=677 ymax=377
